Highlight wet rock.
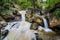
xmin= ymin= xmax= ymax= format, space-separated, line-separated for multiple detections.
xmin=50 ymin=19 xmax=59 ymax=28
xmin=1 ymin=29 xmax=9 ymax=39
xmin=6 ymin=16 xmax=15 ymax=22
xmin=1 ymin=14 xmax=15 ymax=22
xmin=49 ymin=19 xmax=60 ymax=33
xmin=30 ymin=23 xmax=39 ymax=30
xmin=34 ymin=32 xmax=43 ymax=40
xmin=50 ymin=25 xmax=60 ymax=34
xmin=0 ymin=21 xmax=7 ymax=29
xmin=14 ymin=16 xmax=21 ymax=21
xmin=34 ymin=16 xmax=43 ymax=26
xmin=25 ymin=12 xmax=34 ymax=23
xmin=12 ymin=10 xmax=21 ymax=21
xmin=13 ymin=10 xmax=21 ymax=16
xmin=36 ymin=36 xmax=43 ymax=40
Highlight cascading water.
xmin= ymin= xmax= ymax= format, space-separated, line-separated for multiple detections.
xmin=18 ymin=11 xmax=26 ymax=21
xmin=38 ymin=16 xmax=53 ymax=32
xmin=18 ymin=10 xmax=36 ymax=40
xmin=42 ymin=16 xmax=53 ymax=32
xmin=38 ymin=4 xmax=53 ymax=32
xmin=42 ymin=16 xmax=48 ymax=29
xmin=3 ymin=10 xmax=36 ymax=40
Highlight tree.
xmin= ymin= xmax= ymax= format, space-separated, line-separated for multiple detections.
xmin=0 ymin=0 xmax=14 ymax=15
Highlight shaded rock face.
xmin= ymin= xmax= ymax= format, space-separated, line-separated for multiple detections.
xmin=51 ymin=25 xmax=60 ymax=34
xmin=1 ymin=10 xmax=21 ymax=22
xmin=13 ymin=10 xmax=21 ymax=21
xmin=5 ymin=16 xmax=15 ymax=22
xmin=0 ymin=14 xmax=15 ymax=22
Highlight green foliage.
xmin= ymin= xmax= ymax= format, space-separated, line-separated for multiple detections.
xmin=1 ymin=0 xmax=60 ymax=10
xmin=0 ymin=0 xmax=60 ymax=16
xmin=0 ymin=0 xmax=14 ymax=14
xmin=47 ymin=0 xmax=60 ymax=9
xmin=19 ymin=0 xmax=33 ymax=9
xmin=47 ymin=0 xmax=60 ymax=19
xmin=51 ymin=8 xmax=60 ymax=19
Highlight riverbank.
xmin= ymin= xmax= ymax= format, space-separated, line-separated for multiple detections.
xmin=38 ymin=30 xmax=60 ymax=40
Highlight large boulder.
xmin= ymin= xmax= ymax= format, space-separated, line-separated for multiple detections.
xmin=49 ymin=19 xmax=60 ymax=33
xmin=0 ymin=21 xmax=7 ymax=28
xmin=50 ymin=19 xmax=59 ymax=27
xmin=30 ymin=23 xmax=39 ymax=30
xmin=34 ymin=16 xmax=43 ymax=26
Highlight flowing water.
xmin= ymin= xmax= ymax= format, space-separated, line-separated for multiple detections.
xmin=42 ymin=16 xmax=53 ymax=32
xmin=3 ymin=10 xmax=36 ymax=40
xmin=3 ymin=10 xmax=53 ymax=40
xmin=38 ymin=16 xmax=53 ymax=32
xmin=18 ymin=11 xmax=26 ymax=21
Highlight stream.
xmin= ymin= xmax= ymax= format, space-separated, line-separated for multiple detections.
xmin=2 ymin=10 xmax=53 ymax=40
xmin=3 ymin=10 xmax=37 ymax=40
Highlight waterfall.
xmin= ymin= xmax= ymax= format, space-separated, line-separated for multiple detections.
xmin=4 ymin=21 xmax=37 ymax=40
xmin=38 ymin=16 xmax=53 ymax=32
xmin=42 ymin=17 xmax=48 ymax=29
xmin=42 ymin=16 xmax=53 ymax=32
xmin=3 ymin=10 xmax=37 ymax=40
xmin=22 ymin=14 xmax=25 ymax=21
xmin=18 ymin=10 xmax=26 ymax=21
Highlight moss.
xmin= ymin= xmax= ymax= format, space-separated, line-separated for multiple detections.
xmin=0 ymin=16 xmax=4 ymax=21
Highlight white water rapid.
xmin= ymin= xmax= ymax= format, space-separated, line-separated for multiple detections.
xmin=18 ymin=11 xmax=26 ymax=21
xmin=42 ymin=16 xmax=53 ymax=32
xmin=3 ymin=10 xmax=36 ymax=40
xmin=38 ymin=16 xmax=53 ymax=32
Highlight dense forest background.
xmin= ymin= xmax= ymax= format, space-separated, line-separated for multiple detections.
xmin=0 ymin=0 xmax=60 ymax=19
